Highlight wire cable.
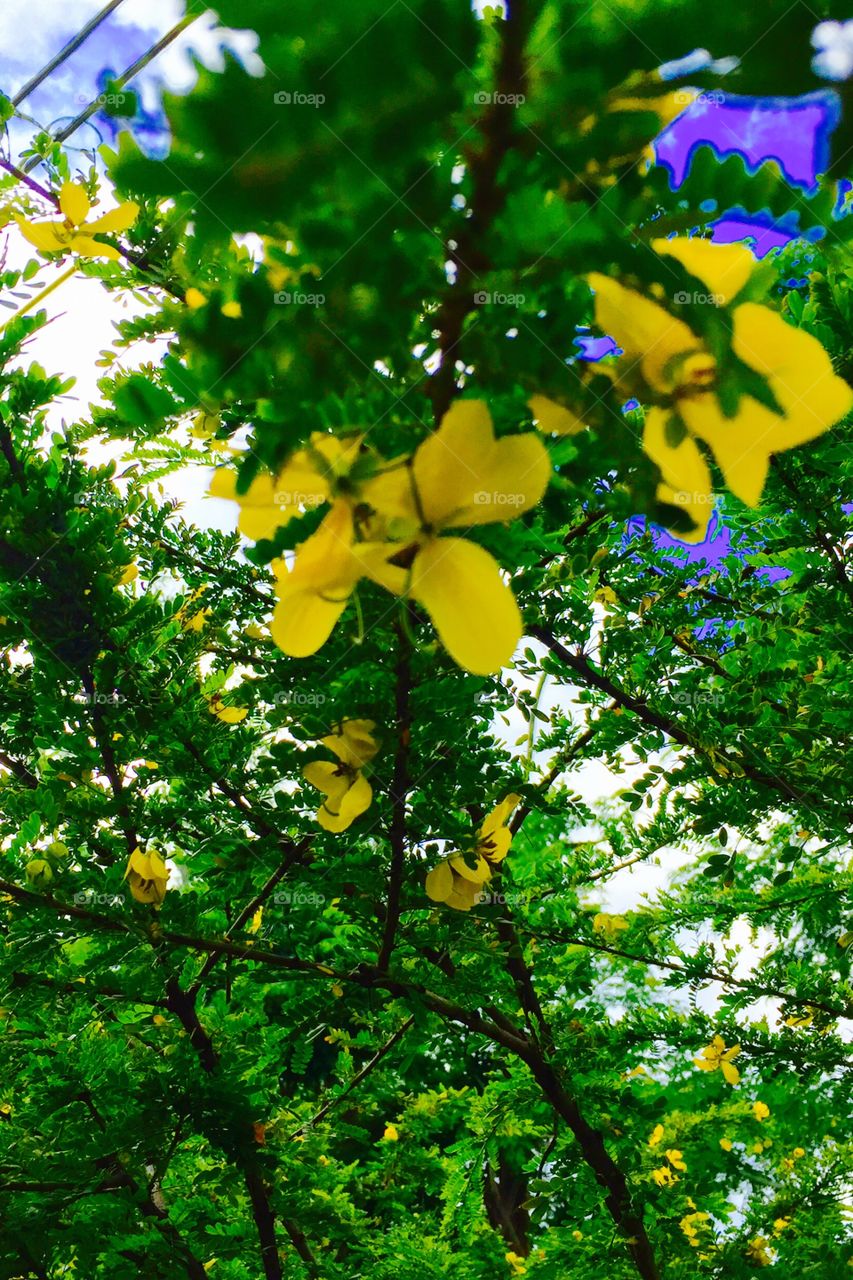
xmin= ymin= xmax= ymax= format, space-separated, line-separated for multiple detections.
xmin=22 ymin=8 xmax=203 ymax=171
xmin=12 ymin=0 xmax=127 ymax=106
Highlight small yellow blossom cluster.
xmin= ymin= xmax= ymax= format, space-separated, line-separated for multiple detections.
xmin=592 ymin=911 xmax=629 ymax=941
xmin=679 ymin=1206 xmax=711 ymax=1249
xmin=746 ymin=1236 xmax=775 ymax=1267
xmin=210 ymin=402 xmax=551 ymax=675
xmin=586 ymin=236 xmax=853 ymax=541
xmin=651 ymin=1147 xmax=686 ymax=1187
xmin=425 ymin=795 xmax=520 ymax=911
xmin=303 ymin=720 xmax=379 ymax=833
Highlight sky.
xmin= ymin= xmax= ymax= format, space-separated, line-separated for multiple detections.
xmin=0 ymin=6 xmax=844 ymax=1009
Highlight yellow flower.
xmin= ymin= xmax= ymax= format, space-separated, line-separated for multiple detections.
xmin=680 ymin=1209 xmax=710 ymax=1245
xmin=382 ymin=1123 xmax=399 ymax=1142
xmin=694 ymin=1034 xmax=741 ymax=1085
xmin=592 ymin=911 xmax=629 ymax=941
xmin=17 ymin=181 xmax=138 ymax=261
xmin=185 ymin=287 xmax=207 ymax=309
xmin=209 ymin=434 xmax=362 ymax=542
xmin=208 ymin=695 xmax=248 ymax=723
xmin=587 ymin=237 xmax=853 ymax=538
xmin=505 ymin=1252 xmax=526 ymax=1276
xmin=651 ymin=1165 xmax=677 ymax=1187
xmin=746 ymin=1237 xmax=773 ymax=1267
xmin=666 ymin=1149 xmax=687 ymax=1172
xmin=425 ymin=794 xmax=520 ymax=911
xmin=753 ymin=1101 xmax=770 ymax=1122
xmin=184 ymin=607 xmax=211 ymax=633
xmin=792 ymin=1147 xmax=806 ymax=1159
xmin=719 ymin=1138 xmax=733 ymax=1152
xmin=124 ymin=847 xmax=169 ymax=905
xmin=117 ymin=562 xmax=138 ymax=585
xmin=303 ymin=719 xmax=379 ymax=833
xmin=648 ymin=1124 xmax=664 ymax=1148
xmin=361 ymin=401 xmax=551 ymax=674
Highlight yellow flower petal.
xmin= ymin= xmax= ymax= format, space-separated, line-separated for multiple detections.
xmin=480 ymin=824 xmax=511 ymax=862
xmin=479 ymin=794 xmax=521 ymax=840
xmin=69 ymin=234 xmax=122 ymax=261
xmin=213 ymin=705 xmax=248 ymax=723
xmin=303 ymin=760 xmax=349 ymax=803
xmin=449 ymin=853 xmax=492 ymax=884
xmin=59 ymin=181 xmax=90 ymax=226
xmin=85 ymin=201 xmax=139 ymax=234
xmin=270 ymin=503 xmax=360 ymax=657
xmin=124 ymin=847 xmax=169 ymax=905
xmin=412 ymin=400 xmax=497 ymax=527
xmin=410 ymin=537 xmax=521 ymax=675
xmin=681 ymin=304 xmax=853 ymax=507
xmin=445 ymin=876 xmax=481 ymax=911
xmin=453 ymin=432 xmax=551 ymax=527
xmin=186 ymin=287 xmax=208 ymax=309
xmin=16 ymin=218 xmax=66 ymax=252
xmin=425 ymin=861 xmax=454 ymax=902
xmin=322 ymin=720 xmax=379 ymax=768
xmin=528 ymin=393 xmax=588 ymax=436
xmin=328 ymin=772 xmax=372 ymax=830
xmin=643 ymin=406 xmax=713 ymax=540
xmin=587 ymin=273 xmax=699 ymax=393
xmin=270 ymin=587 xmax=351 ymax=658
xmin=721 ymin=1060 xmax=740 ymax=1086
xmin=652 ymin=236 xmax=755 ymax=306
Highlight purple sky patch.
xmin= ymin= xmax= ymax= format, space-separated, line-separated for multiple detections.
xmin=655 ymin=90 xmax=840 ymax=192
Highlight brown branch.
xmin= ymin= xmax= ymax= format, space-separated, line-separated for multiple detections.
xmin=0 ymin=748 xmax=38 ymax=789
xmin=187 ymin=837 xmax=312 ymax=1000
xmin=289 ymin=1016 xmax=415 ymax=1140
xmin=531 ymin=626 xmax=829 ymax=815
xmin=377 ymin=622 xmax=413 ymax=970
xmin=429 ymin=1 xmax=530 ymax=421
xmin=521 ymin=929 xmax=853 ymax=1022
xmin=518 ymin=1049 xmax=660 ymax=1280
